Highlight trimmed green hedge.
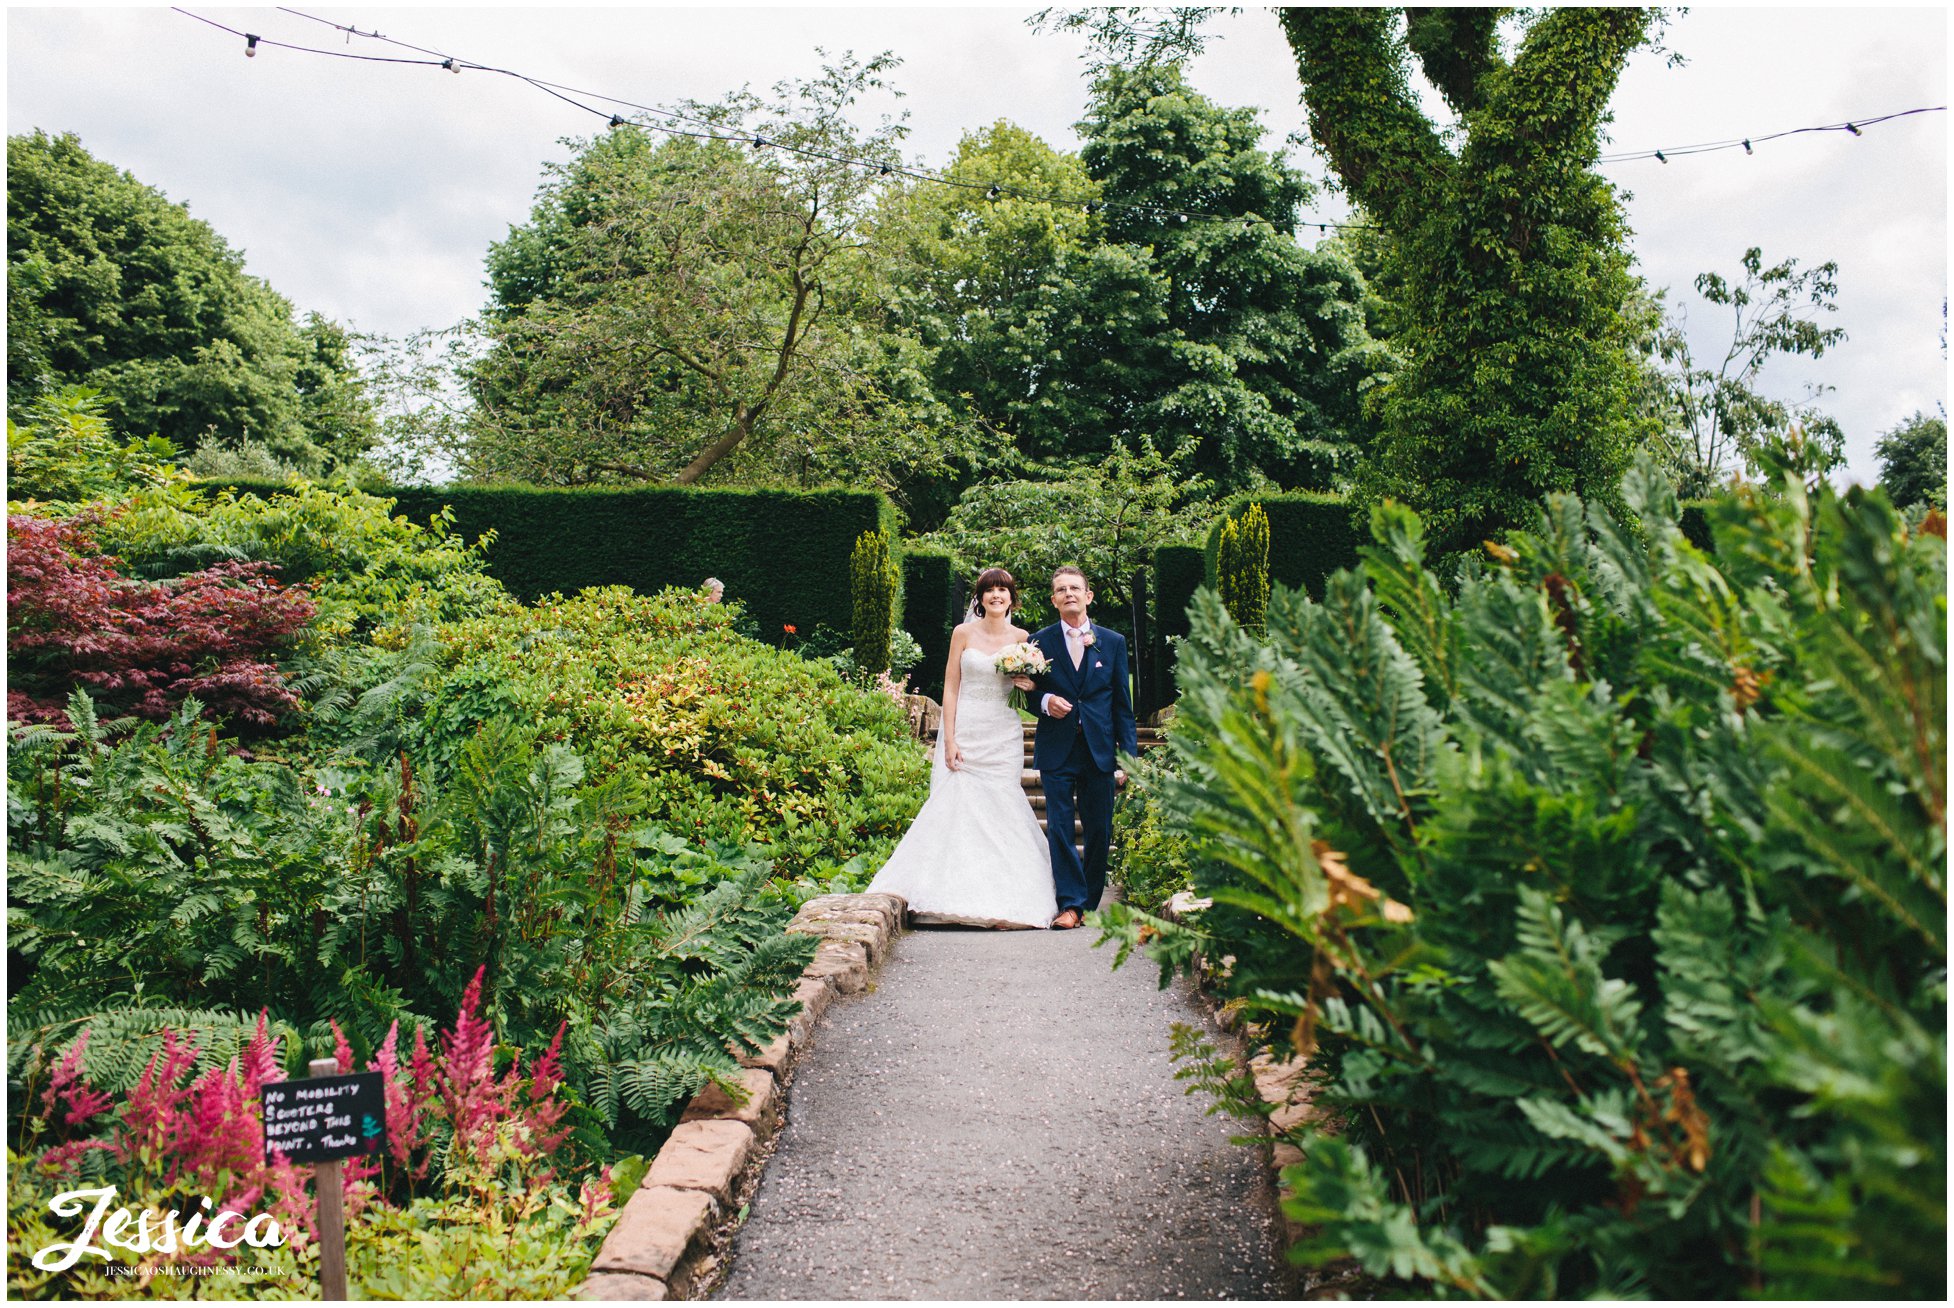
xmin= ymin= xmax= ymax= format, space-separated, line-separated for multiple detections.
xmin=1152 ymin=544 xmax=1206 ymax=645
xmin=1679 ymin=498 xmax=1717 ymax=553
xmin=1149 ymin=543 xmax=1207 ymax=712
xmin=201 ymin=480 xmax=897 ymax=642
xmin=1204 ymin=491 xmax=1363 ymax=601
xmin=900 ymin=549 xmax=956 ymax=701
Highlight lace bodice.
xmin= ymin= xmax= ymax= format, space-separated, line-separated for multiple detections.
xmin=958 ymin=645 xmax=1011 ymax=704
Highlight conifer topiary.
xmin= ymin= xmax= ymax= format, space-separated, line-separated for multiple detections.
xmin=1217 ymin=503 xmax=1270 ymax=630
xmin=849 ymin=529 xmax=897 ymax=674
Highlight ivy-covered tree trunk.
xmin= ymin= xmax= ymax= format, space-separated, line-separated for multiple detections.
xmin=1277 ymin=7 xmax=1655 ymax=554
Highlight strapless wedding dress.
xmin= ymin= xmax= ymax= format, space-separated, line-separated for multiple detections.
xmin=867 ymin=646 xmax=1057 ymax=929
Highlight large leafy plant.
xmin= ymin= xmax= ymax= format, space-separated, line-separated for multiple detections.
xmin=7 ymin=515 xmax=315 ymax=729
xmin=9 ymin=692 xmax=815 ymax=1161
xmin=313 ymin=585 xmax=928 ymax=881
xmin=1104 ymin=448 xmax=1944 ymax=1297
xmin=8 ymin=981 xmax=621 ymax=1299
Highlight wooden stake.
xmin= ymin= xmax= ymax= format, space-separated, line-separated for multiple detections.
xmin=307 ymin=1057 xmax=349 ymax=1301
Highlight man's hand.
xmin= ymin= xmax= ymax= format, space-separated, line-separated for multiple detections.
xmin=1010 ymin=675 xmax=1035 ymax=691
xmin=1045 ymin=695 xmax=1074 ymax=719
xmin=1115 ymin=768 xmax=1127 ymax=789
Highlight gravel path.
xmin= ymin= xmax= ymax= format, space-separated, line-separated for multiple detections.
xmin=714 ymin=921 xmax=1294 ymax=1301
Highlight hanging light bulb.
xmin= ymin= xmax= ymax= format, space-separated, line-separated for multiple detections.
xmin=878 ymin=164 xmax=891 ymax=176
xmin=1845 ymin=122 xmax=1862 ymax=136
xmin=609 ymin=115 xmax=625 ymax=129
xmin=1741 ymin=139 xmax=1752 ymax=155
xmin=752 ymin=136 xmax=768 ymax=150
xmin=1654 ymin=150 xmax=1668 ymax=163
xmin=987 ymin=184 xmax=1001 ymax=200
xmin=442 ymin=58 xmax=460 ymax=74
xmin=245 ymin=33 xmax=260 ymax=57
xmin=1084 ymin=201 xmax=1097 ymax=216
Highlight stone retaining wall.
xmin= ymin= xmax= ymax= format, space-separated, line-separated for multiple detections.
xmin=578 ymin=892 xmax=906 ymax=1301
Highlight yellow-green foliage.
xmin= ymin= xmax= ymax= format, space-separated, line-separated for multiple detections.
xmin=408 ymin=586 xmax=927 ymax=878
xmin=1217 ymin=503 xmax=1270 ymax=630
xmin=849 ymin=529 xmax=898 ymax=675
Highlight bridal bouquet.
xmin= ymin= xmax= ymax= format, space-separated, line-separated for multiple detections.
xmin=993 ymin=641 xmax=1049 ymax=712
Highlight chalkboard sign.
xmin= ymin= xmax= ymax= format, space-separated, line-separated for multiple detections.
xmin=262 ymin=1071 xmax=387 ymax=1165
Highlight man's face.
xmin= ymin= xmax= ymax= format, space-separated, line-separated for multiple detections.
xmin=1051 ymin=574 xmax=1091 ymax=622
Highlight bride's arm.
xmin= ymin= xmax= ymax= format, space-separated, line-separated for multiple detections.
xmin=940 ymin=624 xmax=967 ymax=771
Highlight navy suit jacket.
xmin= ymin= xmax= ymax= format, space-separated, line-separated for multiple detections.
xmin=1028 ymin=620 xmax=1139 ymax=774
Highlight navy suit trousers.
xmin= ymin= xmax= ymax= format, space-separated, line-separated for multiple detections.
xmin=1043 ymin=730 xmax=1116 ymax=914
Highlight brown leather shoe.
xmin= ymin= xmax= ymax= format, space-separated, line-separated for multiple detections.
xmin=1052 ymin=909 xmax=1082 ymax=930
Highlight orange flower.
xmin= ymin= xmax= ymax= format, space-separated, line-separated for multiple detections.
xmin=783 ymin=624 xmax=798 ymax=635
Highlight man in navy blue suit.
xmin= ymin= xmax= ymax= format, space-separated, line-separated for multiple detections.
xmin=1009 ymin=566 xmax=1139 ymax=930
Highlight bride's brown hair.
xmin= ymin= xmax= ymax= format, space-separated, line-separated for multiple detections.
xmin=969 ymin=567 xmax=1021 ymax=617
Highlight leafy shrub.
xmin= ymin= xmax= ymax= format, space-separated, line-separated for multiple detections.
xmin=86 ymin=479 xmax=505 ymax=644
xmin=8 ymin=982 xmax=620 ymax=1299
xmin=7 ymin=516 xmax=314 ymax=728
xmin=5 ymin=386 xmax=180 ymax=510
xmin=920 ymin=438 xmax=1217 ymax=623
xmin=334 ymin=586 xmax=929 ymax=880
xmin=1108 ymin=452 xmax=1945 ymax=1297
xmin=1109 ymin=741 xmax=1194 ymax=912
xmin=8 ymin=691 xmax=818 ymax=1158
xmin=9 ymin=398 xmax=505 ymax=648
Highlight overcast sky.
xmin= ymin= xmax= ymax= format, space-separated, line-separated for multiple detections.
xmin=8 ymin=4 xmax=1947 ymax=484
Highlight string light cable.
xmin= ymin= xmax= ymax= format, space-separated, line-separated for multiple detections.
xmin=173 ymin=8 xmax=1942 ymax=231
xmin=1597 ymin=105 xmax=1943 ymax=163
xmin=172 ymin=5 xmax=1379 ymax=235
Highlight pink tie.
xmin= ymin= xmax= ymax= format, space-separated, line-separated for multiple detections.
xmin=1068 ymin=625 xmax=1084 ymax=669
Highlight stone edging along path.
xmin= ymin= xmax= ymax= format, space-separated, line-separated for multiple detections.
xmin=577 ymin=892 xmax=904 ymax=1302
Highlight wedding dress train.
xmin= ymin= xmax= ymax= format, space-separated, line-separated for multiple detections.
xmin=867 ymin=645 xmax=1057 ymax=929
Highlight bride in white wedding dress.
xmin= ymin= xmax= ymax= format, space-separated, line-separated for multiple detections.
xmin=868 ymin=568 xmax=1057 ymax=929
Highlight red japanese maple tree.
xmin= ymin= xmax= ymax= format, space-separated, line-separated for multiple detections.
xmin=7 ymin=514 xmax=316 ymax=728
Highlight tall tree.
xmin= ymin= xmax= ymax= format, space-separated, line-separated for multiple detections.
xmin=6 ymin=130 xmax=374 ymax=470
xmin=1282 ymin=8 xmax=1655 ymax=549
xmin=464 ymin=54 xmax=964 ymax=496
xmin=1876 ymin=411 xmax=1947 ymax=510
xmin=867 ymin=120 xmax=1170 ymax=522
xmin=1079 ymin=64 xmax=1389 ymax=491
xmin=1647 ymin=247 xmax=1848 ymax=497
xmin=1045 ymin=8 xmax=1660 ymax=552
xmin=873 ymin=75 xmax=1387 ymax=502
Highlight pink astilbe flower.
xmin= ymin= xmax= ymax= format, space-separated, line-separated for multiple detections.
xmin=402 ymin=1024 xmax=439 ymax=1183
xmin=239 ymin=1009 xmax=283 ymax=1098
xmin=167 ymin=1058 xmax=261 ymax=1188
xmin=330 ymin=1019 xmax=355 ymax=1074
xmin=41 ymin=1029 xmax=113 ymax=1127
xmin=339 ymin=1153 xmax=381 ymax=1221
xmin=38 ymin=1139 xmax=117 ymax=1174
xmin=116 ymin=1030 xmax=201 ymax=1166
xmin=369 ymin=1021 xmax=428 ymax=1181
xmin=576 ymin=1164 xmax=616 ymax=1230
xmin=515 ymin=1022 xmax=573 ymax=1161
xmin=439 ymin=966 xmax=517 ymax=1163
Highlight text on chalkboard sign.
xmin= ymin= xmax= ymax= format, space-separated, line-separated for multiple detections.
xmin=261 ymin=1071 xmax=386 ymax=1166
